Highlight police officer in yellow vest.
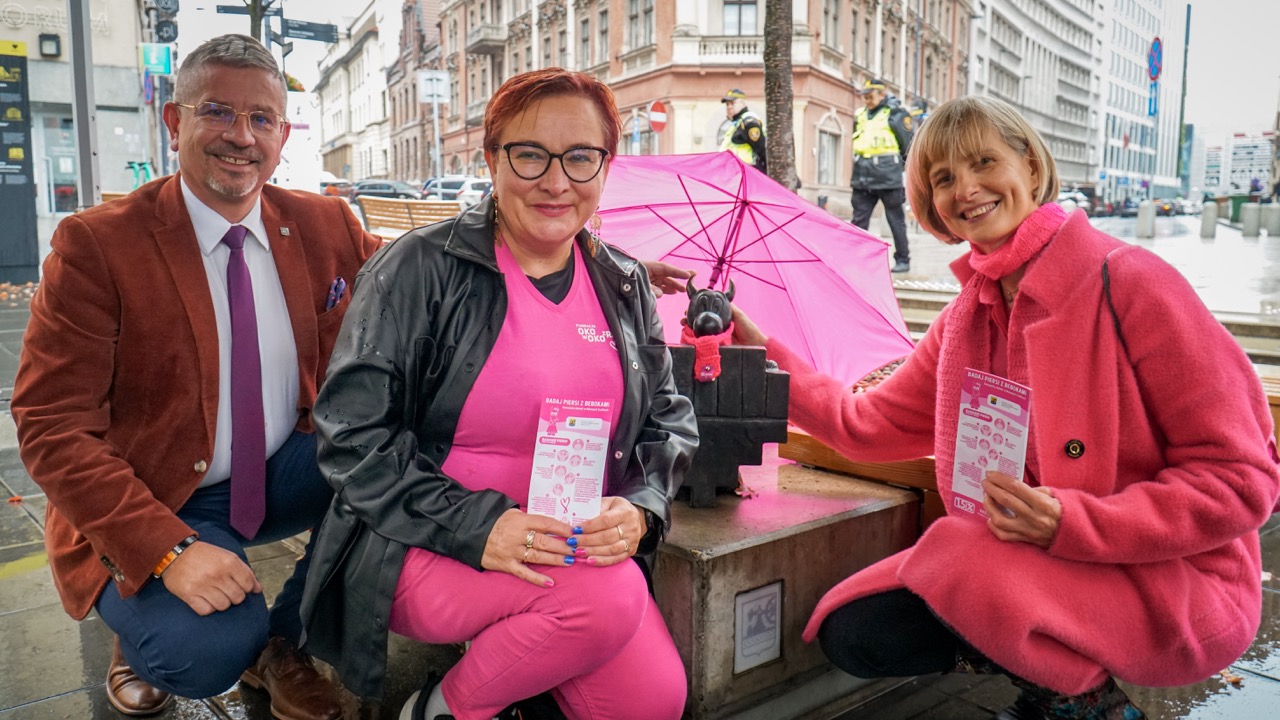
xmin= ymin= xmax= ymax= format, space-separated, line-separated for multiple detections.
xmin=851 ymin=78 xmax=915 ymax=273
xmin=720 ymin=89 xmax=767 ymax=174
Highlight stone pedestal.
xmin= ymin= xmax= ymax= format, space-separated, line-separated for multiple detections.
xmin=654 ymin=462 xmax=918 ymax=720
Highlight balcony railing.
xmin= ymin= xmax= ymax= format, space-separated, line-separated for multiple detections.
xmin=466 ymin=99 xmax=487 ymax=127
xmin=466 ymin=24 xmax=507 ymax=55
xmin=698 ymin=35 xmax=763 ymax=62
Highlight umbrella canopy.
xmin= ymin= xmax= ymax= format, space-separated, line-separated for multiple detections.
xmin=598 ymin=151 xmax=915 ymax=386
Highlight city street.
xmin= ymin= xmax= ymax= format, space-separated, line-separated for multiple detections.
xmin=3 ymin=209 xmax=1280 ymax=719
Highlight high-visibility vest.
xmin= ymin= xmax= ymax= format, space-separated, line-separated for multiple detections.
xmin=852 ymin=106 xmax=900 ymax=158
xmin=721 ymin=111 xmax=763 ymax=165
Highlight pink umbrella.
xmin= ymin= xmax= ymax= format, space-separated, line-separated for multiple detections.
xmin=598 ymin=151 xmax=915 ymax=386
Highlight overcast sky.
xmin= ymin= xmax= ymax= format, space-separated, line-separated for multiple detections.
xmin=1182 ymin=0 xmax=1280 ymax=146
xmin=183 ymin=0 xmax=1279 ymax=147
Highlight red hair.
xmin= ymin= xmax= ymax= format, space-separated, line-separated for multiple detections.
xmin=484 ymin=68 xmax=622 ymax=156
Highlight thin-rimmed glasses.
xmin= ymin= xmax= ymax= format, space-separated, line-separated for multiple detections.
xmin=501 ymin=143 xmax=609 ymax=183
xmin=174 ymin=102 xmax=289 ymax=136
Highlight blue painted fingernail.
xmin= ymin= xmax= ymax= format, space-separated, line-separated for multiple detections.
xmin=566 ymin=537 xmax=578 ymax=548
xmin=563 ymin=556 xmax=575 ymax=565
xmin=572 ymin=526 xmax=584 ymax=535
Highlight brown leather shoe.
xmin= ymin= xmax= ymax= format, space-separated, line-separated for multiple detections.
xmin=240 ymin=636 xmax=342 ymax=720
xmin=106 ymin=637 xmax=172 ymax=716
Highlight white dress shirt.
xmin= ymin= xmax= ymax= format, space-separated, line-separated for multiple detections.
xmin=181 ymin=180 xmax=300 ymax=487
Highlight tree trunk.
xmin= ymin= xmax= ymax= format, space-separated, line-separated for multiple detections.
xmin=246 ymin=0 xmax=276 ymax=44
xmin=763 ymin=0 xmax=798 ymax=191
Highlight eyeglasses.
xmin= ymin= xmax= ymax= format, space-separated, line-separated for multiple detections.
xmin=501 ymin=143 xmax=609 ymax=183
xmin=174 ymin=102 xmax=289 ymax=136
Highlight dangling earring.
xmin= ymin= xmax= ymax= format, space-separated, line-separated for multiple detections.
xmin=492 ymin=193 xmax=502 ymax=244
xmin=586 ymin=212 xmax=603 ymax=256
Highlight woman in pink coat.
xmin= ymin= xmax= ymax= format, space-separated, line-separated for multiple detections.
xmin=733 ymin=96 xmax=1280 ymax=719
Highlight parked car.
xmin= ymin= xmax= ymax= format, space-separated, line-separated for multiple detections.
xmin=455 ymin=179 xmax=493 ymax=209
xmin=425 ymin=176 xmax=490 ymax=207
xmin=423 ymin=175 xmax=467 ymax=199
xmin=1118 ymin=198 xmax=1140 ymax=217
xmin=353 ymin=179 xmax=424 ymax=200
xmin=320 ymin=178 xmax=355 ymax=200
xmin=1056 ymin=190 xmax=1092 ymax=215
xmin=1153 ymin=198 xmax=1178 ymax=216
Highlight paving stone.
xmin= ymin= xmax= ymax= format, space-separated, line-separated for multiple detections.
xmin=0 ymin=448 xmax=38 ymax=497
xmin=829 ymin=677 xmax=991 ymax=719
xmin=0 ymin=605 xmax=115 ymax=709
xmin=1232 ymin=587 xmax=1280 ymax=680
xmin=0 ymin=499 xmax=42 ymax=550
xmin=0 ymin=543 xmax=55 ymax=615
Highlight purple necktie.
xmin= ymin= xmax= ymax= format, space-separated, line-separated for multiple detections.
xmin=223 ymin=225 xmax=266 ymax=539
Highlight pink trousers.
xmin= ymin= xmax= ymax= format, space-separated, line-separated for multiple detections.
xmin=389 ymin=547 xmax=687 ymax=720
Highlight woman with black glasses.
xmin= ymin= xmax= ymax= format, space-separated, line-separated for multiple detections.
xmin=299 ymin=68 xmax=697 ymax=720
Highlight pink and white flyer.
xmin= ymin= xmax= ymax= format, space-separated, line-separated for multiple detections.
xmin=952 ymin=368 xmax=1031 ymax=519
xmin=527 ymin=397 xmax=612 ymax=526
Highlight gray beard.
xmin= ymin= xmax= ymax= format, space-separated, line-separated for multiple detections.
xmin=207 ymin=173 xmax=256 ymax=199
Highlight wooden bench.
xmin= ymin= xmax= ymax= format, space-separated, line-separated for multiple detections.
xmin=1260 ymin=376 xmax=1280 ymax=445
xmin=357 ymin=196 xmax=461 ymax=242
xmin=100 ymin=191 xmax=129 ymax=203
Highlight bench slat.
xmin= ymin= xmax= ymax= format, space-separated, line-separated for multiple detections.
xmin=358 ymin=196 xmax=462 ymax=242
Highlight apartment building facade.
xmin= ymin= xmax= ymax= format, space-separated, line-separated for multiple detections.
xmin=415 ymin=0 xmax=972 ymax=210
xmin=968 ymin=0 xmax=1103 ymax=193
xmin=316 ymin=0 xmax=400 ymax=181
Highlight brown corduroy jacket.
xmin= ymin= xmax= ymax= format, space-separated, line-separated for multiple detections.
xmin=12 ymin=174 xmax=381 ymax=619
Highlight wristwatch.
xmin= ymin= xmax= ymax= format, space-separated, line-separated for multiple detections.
xmin=152 ymin=535 xmax=198 ymax=579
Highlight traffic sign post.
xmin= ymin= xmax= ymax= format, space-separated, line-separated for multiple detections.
xmin=153 ymin=0 xmax=178 ymax=43
xmin=140 ymin=43 xmax=173 ymax=75
xmin=1146 ymin=36 xmax=1161 ymax=198
xmin=648 ymin=100 xmax=667 ymax=133
xmin=418 ymin=71 xmax=449 ymax=177
xmin=283 ymin=18 xmax=339 ymax=43
xmin=155 ymin=20 xmax=178 ymax=43
xmin=1147 ymin=36 xmax=1163 ymax=81
xmin=216 ymin=4 xmax=282 ymax=17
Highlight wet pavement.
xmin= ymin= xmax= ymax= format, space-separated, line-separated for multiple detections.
xmin=3 ymin=213 xmax=1280 ymax=719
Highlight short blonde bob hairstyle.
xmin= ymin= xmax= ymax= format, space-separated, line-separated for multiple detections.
xmin=905 ymin=96 xmax=1060 ymax=244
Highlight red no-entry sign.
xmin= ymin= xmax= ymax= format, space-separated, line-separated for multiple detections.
xmin=648 ymin=100 xmax=667 ymax=133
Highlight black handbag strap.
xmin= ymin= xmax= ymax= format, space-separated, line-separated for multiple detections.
xmin=1102 ymin=248 xmax=1132 ymax=361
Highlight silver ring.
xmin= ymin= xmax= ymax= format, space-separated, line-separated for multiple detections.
xmin=525 ymin=530 xmax=537 ymax=549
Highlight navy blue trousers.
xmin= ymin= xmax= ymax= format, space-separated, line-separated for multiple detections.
xmin=851 ymin=186 xmax=911 ymax=264
xmin=94 ymin=431 xmax=332 ymax=698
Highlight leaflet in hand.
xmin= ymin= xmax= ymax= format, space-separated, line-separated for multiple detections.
xmin=527 ymin=397 xmax=611 ymax=526
xmin=951 ymin=368 xmax=1031 ymax=518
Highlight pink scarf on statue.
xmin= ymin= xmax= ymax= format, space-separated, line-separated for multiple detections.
xmin=933 ymin=202 xmax=1069 ymax=487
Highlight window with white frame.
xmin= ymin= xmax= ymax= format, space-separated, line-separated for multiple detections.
xmin=724 ymin=0 xmax=757 ymax=36
xmin=850 ymin=5 xmax=860 ymax=63
xmin=818 ymin=129 xmax=840 ymax=185
xmin=581 ymin=18 xmax=590 ymax=65
xmin=598 ymin=10 xmax=609 ymax=60
xmin=628 ymin=0 xmax=653 ymax=48
xmin=822 ymin=0 xmax=838 ymax=48
xmin=559 ymin=28 xmax=568 ymax=66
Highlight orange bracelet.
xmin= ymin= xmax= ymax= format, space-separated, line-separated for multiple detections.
xmin=152 ymin=535 xmax=197 ymax=578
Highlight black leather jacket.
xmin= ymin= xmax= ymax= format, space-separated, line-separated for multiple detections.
xmin=298 ymin=197 xmax=698 ymax=698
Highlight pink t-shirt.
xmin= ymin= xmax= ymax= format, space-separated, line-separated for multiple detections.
xmin=443 ymin=242 xmax=624 ymax=506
